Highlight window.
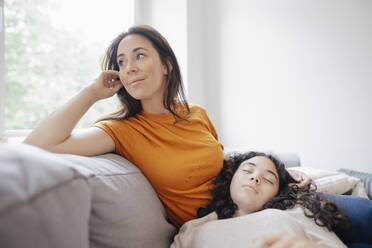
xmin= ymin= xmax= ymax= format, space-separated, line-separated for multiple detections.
xmin=1 ymin=0 xmax=134 ymax=142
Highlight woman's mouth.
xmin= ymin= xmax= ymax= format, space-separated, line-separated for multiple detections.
xmin=128 ymin=78 xmax=145 ymax=87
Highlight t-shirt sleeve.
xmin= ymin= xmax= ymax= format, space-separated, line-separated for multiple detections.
xmin=92 ymin=120 xmax=134 ymax=159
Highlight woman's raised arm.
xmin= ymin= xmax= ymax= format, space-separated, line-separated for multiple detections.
xmin=24 ymin=70 xmax=122 ymax=156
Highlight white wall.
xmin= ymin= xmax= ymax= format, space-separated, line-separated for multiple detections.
xmin=187 ymin=0 xmax=223 ymax=135
xmin=135 ymin=0 xmax=188 ymax=89
xmin=186 ymin=0 xmax=206 ymax=107
xmin=138 ymin=0 xmax=372 ymax=172
xmin=200 ymin=0 xmax=372 ymax=172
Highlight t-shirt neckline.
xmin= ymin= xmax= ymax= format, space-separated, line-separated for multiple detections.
xmin=140 ymin=111 xmax=175 ymax=122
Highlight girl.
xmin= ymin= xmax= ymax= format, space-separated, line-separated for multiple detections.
xmin=171 ymin=152 xmax=350 ymax=248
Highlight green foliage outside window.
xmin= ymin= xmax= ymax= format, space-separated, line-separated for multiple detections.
xmin=4 ymin=0 xmax=129 ymax=129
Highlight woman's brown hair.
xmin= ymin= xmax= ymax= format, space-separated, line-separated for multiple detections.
xmin=97 ymin=25 xmax=190 ymax=122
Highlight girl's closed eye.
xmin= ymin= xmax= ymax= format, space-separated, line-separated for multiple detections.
xmin=264 ymin=178 xmax=274 ymax=184
xmin=243 ymin=169 xmax=253 ymax=173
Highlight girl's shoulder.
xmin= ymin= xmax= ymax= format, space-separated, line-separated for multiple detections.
xmin=171 ymin=212 xmax=217 ymax=248
xmin=178 ymin=212 xmax=218 ymax=238
xmin=247 ymin=206 xmax=305 ymax=223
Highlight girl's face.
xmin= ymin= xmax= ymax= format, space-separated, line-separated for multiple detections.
xmin=116 ymin=34 xmax=168 ymax=104
xmin=230 ymin=156 xmax=280 ymax=217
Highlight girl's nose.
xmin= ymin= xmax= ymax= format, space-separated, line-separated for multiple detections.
xmin=250 ymin=176 xmax=260 ymax=184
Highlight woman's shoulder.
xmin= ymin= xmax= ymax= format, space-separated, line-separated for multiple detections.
xmin=188 ymin=103 xmax=204 ymax=110
xmin=189 ymin=103 xmax=208 ymax=113
xmin=173 ymin=103 xmax=210 ymax=121
xmin=186 ymin=104 xmax=210 ymax=119
xmin=174 ymin=102 xmax=206 ymax=114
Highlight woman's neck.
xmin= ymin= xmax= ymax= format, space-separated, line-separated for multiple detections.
xmin=141 ymin=100 xmax=169 ymax=115
xmin=140 ymin=79 xmax=171 ymax=114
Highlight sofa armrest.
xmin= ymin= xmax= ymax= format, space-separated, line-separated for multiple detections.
xmin=0 ymin=144 xmax=176 ymax=248
xmin=0 ymin=144 xmax=91 ymax=248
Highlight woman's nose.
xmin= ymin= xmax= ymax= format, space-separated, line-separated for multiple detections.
xmin=126 ymin=61 xmax=138 ymax=74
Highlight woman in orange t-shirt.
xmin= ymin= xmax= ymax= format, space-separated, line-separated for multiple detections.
xmin=24 ymin=25 xmax=308 ymax=229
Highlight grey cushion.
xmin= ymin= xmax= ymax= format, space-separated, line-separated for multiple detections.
xmin=338 ymin=168 xmax=372 ymax=199
xmin=224 ymin=151 xmax=301 ymax=168
xmin=0 ymin=144 xmax=91 ymax=248
xmin=56 ymin=152 xmax=176 ymax=248
xmin=276 ymin=153 xmax=301 ymax=168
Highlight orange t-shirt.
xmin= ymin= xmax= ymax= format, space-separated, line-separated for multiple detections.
xmin=93 ymin=105 xmax=224 ymax=228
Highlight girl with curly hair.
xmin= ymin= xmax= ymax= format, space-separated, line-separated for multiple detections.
xmin=171 ymin=151 xmax=350 ymax=248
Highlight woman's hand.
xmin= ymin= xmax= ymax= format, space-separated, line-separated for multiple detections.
xmin=254 ymin=232 xmax=326 ymax=248
xmin=288 ymin=169 xmax=312 ymax=189
xmin=88 ymin=70 xmax=123 ymax=101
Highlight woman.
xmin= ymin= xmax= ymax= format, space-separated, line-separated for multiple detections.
xmin=171 ymin=152 xmax=350 ymax=248
xmin=23 ymin=25 xmax=370 ymax=243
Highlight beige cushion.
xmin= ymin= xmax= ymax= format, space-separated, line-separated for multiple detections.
xmin=290 ymin=166 xmax=369 ymax=198
xmin=338 ymin=168 xmax=372 ymax=199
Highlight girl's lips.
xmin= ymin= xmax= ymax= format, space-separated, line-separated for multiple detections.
xmin=243 ymin=185 xmax=258 ymax=194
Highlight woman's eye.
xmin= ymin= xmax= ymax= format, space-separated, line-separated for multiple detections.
xmin=243 ymin=169 xmax=253 ymax=173
xmin=118 ymin=60 xmax=126 ymax=66
xmin=136 ymin=53 xmax=145 ymax=60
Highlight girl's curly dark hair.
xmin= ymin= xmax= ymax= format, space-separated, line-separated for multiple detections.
xmin=197 ymin=151 xmax=351 ymax=232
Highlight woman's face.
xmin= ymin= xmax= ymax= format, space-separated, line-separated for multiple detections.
xmin=230 ymin=156 xmax=280 ymax=217
xmin=116 ymin=34 xmax=168 ymax=103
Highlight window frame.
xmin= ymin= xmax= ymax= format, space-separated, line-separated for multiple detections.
xmin=0 ymin=0 xmax=5 ymax=142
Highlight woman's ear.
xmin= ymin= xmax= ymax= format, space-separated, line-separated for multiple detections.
xmin=163 ymin=58 xmax=173 ymax=75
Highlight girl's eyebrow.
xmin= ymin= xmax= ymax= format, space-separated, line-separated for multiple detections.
xmin=117 ymin=47 xmax=148 ymax=59
xmin=245 ymin=162 xmax=278 ymax=181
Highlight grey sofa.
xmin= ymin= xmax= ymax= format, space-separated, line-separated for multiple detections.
xmin=0 ymin=143 xmax=300 ymax=248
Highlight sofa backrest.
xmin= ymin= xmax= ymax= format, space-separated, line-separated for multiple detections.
xmin=57 ymin=152 xmax=176 ymax=248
